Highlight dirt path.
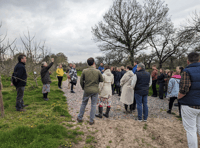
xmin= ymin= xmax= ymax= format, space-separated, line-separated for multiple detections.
xmin=62 ymin=78 xmax=199 ymax=148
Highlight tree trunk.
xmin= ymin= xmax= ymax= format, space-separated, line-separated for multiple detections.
xmin=130 ymin=51 xmax=134 ymax=66
xmin=0 ymin=82 xmax=4 ymax=118
xmin=159 ymin=61 xmax=162 ymax=68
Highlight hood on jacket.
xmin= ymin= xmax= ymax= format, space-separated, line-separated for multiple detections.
xmin=126 ymin=70 xmax=134 ymax=77
xmin=171 ymin=75 xmax=181 ymax=79
xmin=104 ymin=69 xmax=112 ymax=76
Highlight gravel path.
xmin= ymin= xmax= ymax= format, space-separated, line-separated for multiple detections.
xmin=62 ymin=78 xmax=179 ymax=122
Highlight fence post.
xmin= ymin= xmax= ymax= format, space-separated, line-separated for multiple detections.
xmin=0 ymin=76 xmax=4 ymax=118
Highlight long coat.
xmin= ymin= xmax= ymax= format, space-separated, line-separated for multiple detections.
xmin=120 ymin=70 xmax=135 ymax=105
xmin=99 ymin=69 xmax=114 ymax=98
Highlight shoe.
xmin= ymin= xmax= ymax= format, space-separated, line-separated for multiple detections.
xmin=151 ymin=95 xmax=157 ymax=97
xmin=77 ymin=117 xmax=83 ymax=123
xmin=95 ymin=107 xmax=103 ymax=118
xmin=143 ymin=120 xmax=147 ymax=122
xmin=44 ymin=98 xmax=49 ymax=101
xmin=89 ymin=121 xmax=95 ymax=125
xmin=71 ymin=91 xmax=75 ymax=93
xmin=103 ymin=107 xmax=111 ymax=118
xmin=58 ymin=87 xmax=62 ymax=89
xmin=167 ymin=109 xmax=171 ymax=114
xmin=17 ymin=108 xmax=26 ymax=111
xmin=135 ymin=117 xmax=142 ymax=122
xmin=22 ymin=104 xmax=28 ymax=108
xmin=159 ymin=97 xmax=163 ymax=99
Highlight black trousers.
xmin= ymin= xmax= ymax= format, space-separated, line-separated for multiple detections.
xmin=159 ymin=83 xmax=164 ymax=99
xmin=124 ymin=97 xmax=136 ymax=111
xmin=152 ymin=80 xmax=157 ymax=96
xmin=169 ymin=97 xmax=181 ymax=116
xmin=57 ymin=76 xmax=63 ymax=88
xmin=71 ymin=83 xmax=74 ymax=91
xmin=116 ymin=87 xmax=121 ymax=96
xmin=111 ymin=84 xmax=115 ymax=95
xmin=16 ymin=87 xmax=25 ymax=110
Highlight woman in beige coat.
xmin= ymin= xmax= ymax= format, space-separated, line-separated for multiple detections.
xmin=95 ymin=66 xmax=114 ymax=118
xmin=120 ymin=65 xmax=136 ymax=113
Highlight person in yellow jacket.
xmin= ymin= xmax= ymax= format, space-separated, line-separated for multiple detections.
xmin=56 ymin=64 xmax=65 ymax=89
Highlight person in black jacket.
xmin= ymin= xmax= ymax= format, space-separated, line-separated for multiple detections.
xmin=114 ymin=67 xmax=122 ymax=96
xmin=12 ymin=54 xmax=27 ymax=111
xmin=111 ymin=66 xmax=115 ymax=95
xmin=157 ymin=68 xmax=165 ymax=99
xmin=40 ymin=58 xmax=54 ymax=101
xmin=121 ymin=66 xmax=126 ymax=77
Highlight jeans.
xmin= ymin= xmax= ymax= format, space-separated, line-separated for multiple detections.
xmin=16 ymin=87 xmax=25 ymax=110
xmin=78 ymin=92 xmax=98 ymax=122
xmin=57 ymin=76 xmax=63 ymax=88
xmin=152 ymin=80 xmax=157 ymax=96
xmin=135 ymin=93 xmax=148 ymax=120
xmin=181 ymin=105 xmax=200 ymax=148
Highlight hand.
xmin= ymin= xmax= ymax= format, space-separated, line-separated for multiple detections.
xmin=11 ymin=83 xmax=13 ymax=86
xmin=51 ymin=58 xmax=54 ymax=62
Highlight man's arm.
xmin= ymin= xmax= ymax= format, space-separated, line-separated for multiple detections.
xmin=178 ymin=72 xmax=191 ymax=99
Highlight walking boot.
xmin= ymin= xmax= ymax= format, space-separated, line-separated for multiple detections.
xmin=103 ymin=107 xmax=111 ymax=118
xmin=95 ymin=107 xmax=103 ymax=118
xmin=167 ymin=109 xmax=171 ymax=114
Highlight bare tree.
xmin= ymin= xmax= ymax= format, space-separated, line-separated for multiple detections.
xmin=20 ymin=31 xmax=50 ymax=86
xmin=148 ymin=21 xmax=188 ymax=68
xmin=92 ymin=0 xmax=170 ymax=65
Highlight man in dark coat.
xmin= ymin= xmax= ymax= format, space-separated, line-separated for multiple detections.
xmin=12 ymin=54 xmax=27 ymax=111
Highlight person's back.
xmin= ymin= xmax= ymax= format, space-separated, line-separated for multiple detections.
xmin=80 ymin=67 xmax=103 ymax=94
xmin=78 ymin=57 xmax=103 ymax=125
xmin=178 ymin=52 xmax=200 ymax=148
xmin=14 ymin=62 xmax=27 ymax=88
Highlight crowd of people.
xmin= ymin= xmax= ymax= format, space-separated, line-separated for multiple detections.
xmin=11 ymin=52 xmax=200 ymax=148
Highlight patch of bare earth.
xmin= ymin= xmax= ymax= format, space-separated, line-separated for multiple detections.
xmin=71 ymin=118 xmax=200 ymax=148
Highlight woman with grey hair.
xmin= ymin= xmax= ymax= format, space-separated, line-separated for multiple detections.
xmin=40 ymin=58 xmax=54 ymax=101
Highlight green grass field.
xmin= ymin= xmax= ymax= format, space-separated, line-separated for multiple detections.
xmin=0 ymin=73 xmax=83 ymax=148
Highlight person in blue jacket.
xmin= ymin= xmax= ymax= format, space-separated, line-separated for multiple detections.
xmin=98 ymin=63 xmax=104 ymax=74
xmin=132 ymin=61 xmax=139 ymax=73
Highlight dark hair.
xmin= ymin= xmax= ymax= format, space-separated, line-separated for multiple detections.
xmin=167 ymin=70 xmax=174 ymax=77
xmin=18 ymin=54 xmax=26 ymax=62
xmin=134 ymin=61 xmax=139 ymax=64
xmin=87 ymin=57 xmax=94 ymax=66
xmin=179 ymin=67 xmax=184 ymax=74
xmin=104 ymin=65 xmax=110 ymax=70
xmin=188 ymin=52 xmax=199 ymax=63
xmin=152 ymin=64 xmax=157 ymax=68
xmin=126 ymin=65 xmax=133 ymax=70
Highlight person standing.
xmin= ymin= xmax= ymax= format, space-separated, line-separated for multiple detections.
xmin=98 ymin=63 xmax=104 ymax=74
xmin=69 ymin=64 xmax=78 ymax=93
xmin=66 ymin=63 xmax=73 ymax=89
xmin=151 ymin=65 xmax=158 ymax=97
xmin=95 ymin=66 xmax=114 ymax=118
xmin=56 ymin=64 xmax=64 ymax=89
xmin=40 ymin=58 xmax=54 ymax=101
xmin=178 ymin=52 xmax=200 ymax=148
xmin=114 ymin=67 xmax=122 ymax=96
xmin=133 ymin=63 xmax=152 ymax=122
xmin=157 ymin=68 xmax=165 ymax=99
xmin=12 ymin=54 xmax=27 ymax=111
xmin=166 ymin=72 xmax=181 ymax=116
xmin=120 ymin=65 xmax=135 ymax=113
xmin=121 ymin=66 xmax=126 ymax=77
xmin=77 ymin=57 xmax=103 ymax=125
xmin=132 ymin=61 xmax=139 ymax=73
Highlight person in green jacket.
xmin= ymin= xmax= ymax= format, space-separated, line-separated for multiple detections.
xmin=77 ymin=57 xmax=103 ymax=125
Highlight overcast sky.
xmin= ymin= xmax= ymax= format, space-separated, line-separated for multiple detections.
xmin=0 ymin=0 xmax=199 ymax=63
